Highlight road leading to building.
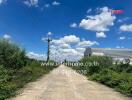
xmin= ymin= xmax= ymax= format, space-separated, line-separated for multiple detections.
xmin=10 ymin=65 xmax=131 ymax=100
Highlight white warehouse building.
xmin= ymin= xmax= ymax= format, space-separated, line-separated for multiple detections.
xmin=84 ymin=48 xmax=132 ymax=63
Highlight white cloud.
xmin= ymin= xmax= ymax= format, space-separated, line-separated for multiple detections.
xmin=70 ymin=23 xmax=77 ymax=28
xmin=3 ymin=34 xmax=11 ymax=39
xmin=47 ymin=32 xmax=52 ymax=35
xmin=52 ymin=1 xmax=60 ymax=6
xmin=59 ymin=43 xmax=71 ymax=49
xmin=116 ymin=46 xmax=124 ymax=49
xmin=87 ymin=9 xmax=92 ymax=13
xmin=41 ymin=32 xmax=52 ymax=42
xmin=77 ymin=40 xmax=99 ymax=47
xmin=43 ymin=35 xmax=99 ymax=61
xmin=27 ymin=52 xmax=46 ymax=60
xmin=50 ymin=47 xmax=83 ymax=62
xmin=41 ymin=37 xmax=46 ymax=42
xmin=0 ymin=0 xmax=6 ymax=4
xmin=119 ymin=36 xmax=126 ymax=40
xmin=0 ymin=0 xmax=3 ymax=4
xmin=76 ymin=47 xmax=85 ymax=53
xmin=60 ymin=48 xmax=77 ymax=54
xmin=23 ymin=0 xmax=38 ymax=7
xmin=96 ymin=32 xmax=106 ymax=38
xmin=117 ymin=19 xmax=123 ymax=23
xmin=120 ymin=24 xmax=132 ymax=32
xmin=52 ymin=35 xmax=80 ymax=45
xmin=51 ymin=42 xmax=71 ymax=49
xmin=51 ymin=39 xmax=65 ymax=45
xmin=61 ymin=35 xmax=80 ymax=44
xmin=79 ymin=7 xmax=116 ymax=32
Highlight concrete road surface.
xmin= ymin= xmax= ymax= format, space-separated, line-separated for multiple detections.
xmin=10 ymin=65 xmax=131 ymax=100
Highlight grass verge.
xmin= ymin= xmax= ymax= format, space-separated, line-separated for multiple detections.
xmin=0 ymin=61 xmax=57 ymax=100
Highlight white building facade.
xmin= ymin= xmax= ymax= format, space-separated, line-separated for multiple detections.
xmin=84 ymin=48 xmax=132 ymax=64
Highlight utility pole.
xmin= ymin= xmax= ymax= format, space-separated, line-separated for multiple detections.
xmin=46 ymin=36 xmax=52 ymax=62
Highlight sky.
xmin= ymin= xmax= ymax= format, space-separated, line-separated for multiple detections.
xmin=0 ymin=0 xmax=132 ymax=61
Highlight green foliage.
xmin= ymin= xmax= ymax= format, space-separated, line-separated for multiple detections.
xmin=90 ymin=70 xmax=132 ymax=96
xmin=80 ymin=56 xmax=113 ymax=75
xmin=71 ymin=56 xmax=132 ymax=97
xmin=0 ymin=39 xmax=57 ymax=99
xmin=0 ymin=39 xmax=27 ymax=69
xmin=81 ymin=56 xmax=113 ymax=67
xmin=111 ymin=63 xmax=132 ymax=73
xmin=0 ymin=61 xmax=56 ymax=99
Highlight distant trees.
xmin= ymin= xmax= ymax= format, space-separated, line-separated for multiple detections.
xmin=0 ymin=39 xmax=27 ymax=69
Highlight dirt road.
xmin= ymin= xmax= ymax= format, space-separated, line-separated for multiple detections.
xmin=10 ymin=65 xmax=131 ymax=100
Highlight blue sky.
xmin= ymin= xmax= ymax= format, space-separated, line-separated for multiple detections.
xmin=0 ymin=0 xmax=132 ymax=61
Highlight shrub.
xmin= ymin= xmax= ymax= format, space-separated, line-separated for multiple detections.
xmin=80 ymin=56 xmax=113 ymax=75
xmin=118 ymin=81 xmax=132 ymax=96
xmin=81 ymin=56 xmax=113 ymax=67
xmin=111 ymin=63 xmax=132 ymax=73
xmin=0 ymin=39 xmax=57 ymax=99
xmin=0 ymin=39 xmax=27 ymax=69
xmin=90 ymin=69 xmax=113 ymax=85
xmin=71 ymin=56 xmax=132 ymax=97
xmin=0 ymin=61 xmax=57 ymax=99
xmin=90 ymin=69 xmax=132 ymax=96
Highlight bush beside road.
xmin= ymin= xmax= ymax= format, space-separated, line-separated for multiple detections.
xmin=0 ymin=39 xmax=57 ymax=99
xmin=68 ymin=56 xmax=132 ymax=97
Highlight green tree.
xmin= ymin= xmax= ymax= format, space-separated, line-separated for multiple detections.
xmin=0 ymin=39 xmax=27 ymax=68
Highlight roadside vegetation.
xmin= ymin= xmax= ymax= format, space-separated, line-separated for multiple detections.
xmin=0 ymin=39 xmax=57 ymax=100
xmin=68 ymin=56 xmax=132 ymax=97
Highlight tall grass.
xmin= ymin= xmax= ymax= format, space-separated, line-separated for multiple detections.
xmin=68 ymin=56 xmax=132 ymax=97
xmin=0 ymin=39 xmax=57 ymax=99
